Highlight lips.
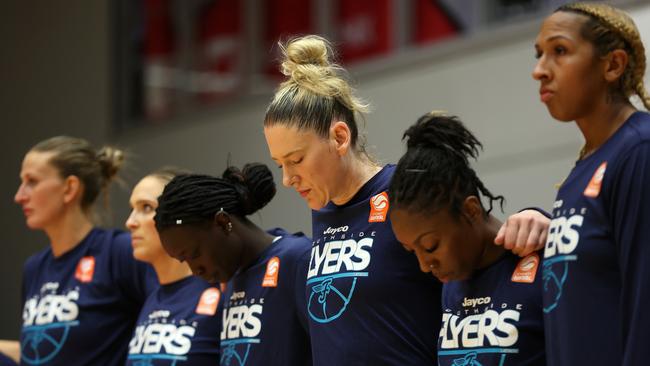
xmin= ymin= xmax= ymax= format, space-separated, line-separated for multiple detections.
xmin=298 ymin=189 xmax=310 ymax=198
xmin=539 ymin=87 xmax=554 ymax=103
xmin=23 ymin=208 xmax=33 ymax=216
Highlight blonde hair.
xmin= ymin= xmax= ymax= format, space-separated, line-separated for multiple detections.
xmin=264 ymin=35 xmax=370 ymax=151
xmin=558 ymin=2 xmax=650 ymax=110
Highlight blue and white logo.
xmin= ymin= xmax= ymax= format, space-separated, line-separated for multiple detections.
xmin=21 ymin=288 xmax=80 ymax=365
xmin=220 ymin=304 xmax=263 ymax=366
xmin=543 ymin=214 xmax=582 ymax=313
xmin=306 ymin=237 xmax=373 ymax=323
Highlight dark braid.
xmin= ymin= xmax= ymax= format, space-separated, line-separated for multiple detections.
xmin=155 ymin=163 xmax=276 ymax=231
xmin=388 ymin=113 xmax=504 ymax=219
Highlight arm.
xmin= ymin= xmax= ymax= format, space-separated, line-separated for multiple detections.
xmin=0 ymin=340 xmax=19 ymax=364
xmin=609 ymin=142 xmax=650 ymax=365
xmin=494 ymin=208 xmax=551 ymax=257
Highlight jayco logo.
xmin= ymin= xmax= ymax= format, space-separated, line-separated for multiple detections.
xmin=307 ymin=236 xmax=374 ymax=323
xmin=323 ymin=225 xmax=349 ymax=235
xmin=543 ymin=207 xmax=584 ymax=313
xmin=220 ymin=304 xmax=263 ymax=366
xmin=21 ymin=288 xmax=81 ymax=365
xmin=129 ymin=323 xmax=196 ymax=356
xmin=462 ymin=296 xmax=491 ymax=308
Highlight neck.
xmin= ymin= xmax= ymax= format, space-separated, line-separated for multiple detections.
xmin=45 ymin=206 xmax=94 ymax=257
xmin=237 ymin=220 xmax=275 ymax=270
xmin=575 ymin=101 xmax=636 ymax=159
xmin=152 ymin=256 xmax=193 ymax=285
xmin=477 ymin=215 xmax=507 ymax=270
xmin=331 ymin=154 xmax=381 ymax=205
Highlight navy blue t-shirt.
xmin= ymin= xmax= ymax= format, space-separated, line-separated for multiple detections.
xmin=219 ymin=228 xmax=312 ymax=366
xmin=20 ymin=228 xmax=157 ymax=366
xmin=127 ymin=276 xmax=222 ymax=365
xmin=439 ymin=252 xmax=545 ymax=365
xmin=543 ymin=111 xmax=650 ymax=365
xmin=308 ymin=165 xmax=441 ymax=365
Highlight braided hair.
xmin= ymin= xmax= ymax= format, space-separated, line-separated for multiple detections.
xmin=388 ymin=112 xmax=504 ymax=220
xmin=557 ymin=2 xmax=650 ymax=110
xmin=154 ymin=163 xmax=276 ymax=231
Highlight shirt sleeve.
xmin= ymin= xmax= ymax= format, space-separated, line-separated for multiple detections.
xmin=608 ymin=141 xmax=650 ymax=365
xmin=293 ymin=245 xmax=312 ymax=333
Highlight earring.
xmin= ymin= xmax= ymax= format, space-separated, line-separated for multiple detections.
xmin=227 ymin=222 xmax=233 ymax=232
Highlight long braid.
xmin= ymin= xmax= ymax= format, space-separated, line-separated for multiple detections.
xmin=389 ymin=112 xmax=504 ymax=219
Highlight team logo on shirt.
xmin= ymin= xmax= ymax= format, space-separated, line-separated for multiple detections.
xmin=196 ymin=288 xmax=221 ymax=316
xmin=307 ymin=230 xmax=375 ymax=323
xmin=21 ymin=283 xmax=80 ymax=365
xmin=128 ymin=310 xmax=198 ymax=364
xmin=542 ymin=201 xmax=585 ymax=313
xmin=511 ymin=253 xmax=540 ymax=283
xmin=368 ymin=192 xmax=389 ymax=222
xmin=262 ymin=257 xmax=280 ymax=288
xmin=74 ymin=256 xmax=95 ymax=283
xmin=220 ymin=293 xmax=264 ymax=366
xmin=583 ymin=162 xmax=607 ymax=198
xmin=439 ymin=304 xmax=523 ymax=364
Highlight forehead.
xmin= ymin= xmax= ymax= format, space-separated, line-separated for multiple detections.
xmin=21 ymin=151 xmax=58 ymax=176
xmin=537 ymin=11 xmax=587 ymax=42
xmin=130 ymin=176 xmax=166 ymax=203
xmin=264 ymin=124 xmax=324 ymax=158
xmin=391 ymin=207 xmax=455 ymax=241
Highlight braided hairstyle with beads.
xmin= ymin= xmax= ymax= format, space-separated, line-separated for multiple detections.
xmin=557 ymin=2 xmax=650 ymax=110
xmin=388 ymin=112 xmax=504 ymax=220
xmin=154 ymin=163 xmax=276 ymax=231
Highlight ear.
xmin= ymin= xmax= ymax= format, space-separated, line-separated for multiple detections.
xmin=62 ymin=175 xmax=82 ymax=205
xmin=461 ymin=196 xmax=483 ymax=224
xmin=330 ymin=121 xmax=352 ymax=157
xmin=603 ymin=49 xmax=629 ymax=83
xmin=214 ymin=209 xmax=233 ymax=234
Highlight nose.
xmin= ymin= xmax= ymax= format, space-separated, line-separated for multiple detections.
xmin=14 ymin=183 xmax=27 ymax=205
xmin=532 ymin=56 xmax=549 ymax=81
xmin=281 ymin=166 xmax=295 ymax=188
xmin=125 ymin=210 xmax=138 ymax=230
xmin=413 ymin=250 xmax=433 ymax=274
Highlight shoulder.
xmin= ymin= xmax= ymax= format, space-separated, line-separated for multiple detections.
xmin=23 ymin=247 xmax=51 ymax=275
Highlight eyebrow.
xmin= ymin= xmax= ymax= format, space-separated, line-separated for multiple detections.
xmin=273 ymin=148 xmax=304 ymax=161
xmin=413 ymin=229 xmax=437 ymax=248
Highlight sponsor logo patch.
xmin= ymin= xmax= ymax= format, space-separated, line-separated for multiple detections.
xmin=368 ymin=192 xmax=389 ymax=223
xmin=262 ymin=257 xmax=280 ymax=287
xmin=584 ymin=162 xmax=607 ymax=198
xmin=75 ymin=256 xmax=95 ymax=283
xmin=511 ymin=252 xmax=540 ymax=283
xmin=196 ymin=288 xmax=220 ymax=315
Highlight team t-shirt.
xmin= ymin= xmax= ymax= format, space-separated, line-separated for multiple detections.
xmin=543 ymin=111 xmax=650 ymax=365
xmin=308 ymin=165 xmax=442 ymax=365
xmin=127 ymin=276 xmax=222 ymax=365
xmin=439 ymin=251 xmax=545 ymax=365
xmin=219 ymin=228 xmax=312 ymax=366
xmin=20 ymin=228 xmax=157 ymax=366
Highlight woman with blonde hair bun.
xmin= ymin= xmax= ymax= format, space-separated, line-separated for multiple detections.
xmin=12 ymin=136 xmax=157 ymax=366
xmin=263 ymin=35 xmax=551 ymax=364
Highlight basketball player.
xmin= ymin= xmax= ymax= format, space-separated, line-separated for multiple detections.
xmin=154 ymin=163 xmax=312 ymax=366
xmin=390 ymin=112 xmax=545 ymax=365
xmin=533 ymin=3 xmax=650 ymax=364
xmin=125 ymin=168 xmax=222 ymax=365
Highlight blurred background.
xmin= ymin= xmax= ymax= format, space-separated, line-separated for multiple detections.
xmin=2 ymin=0 xmax=649 ymax=338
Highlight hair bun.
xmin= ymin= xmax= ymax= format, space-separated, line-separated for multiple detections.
xmin=96 ymin=146 xmax=124 ymax=182
xmin=222 ymin=163 xmax=276 ymax=215
xmin=404 ymin=112 xmax=481 ymax=164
